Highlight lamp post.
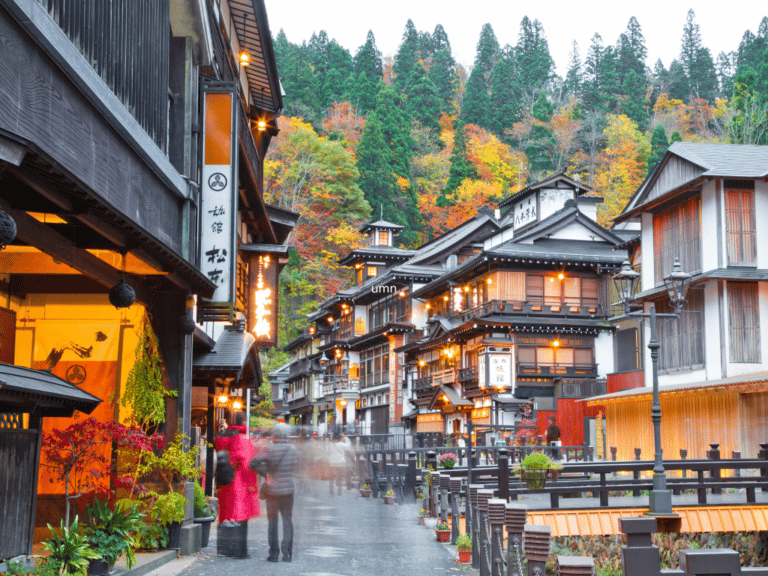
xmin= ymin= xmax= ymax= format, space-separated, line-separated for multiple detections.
xmin=611 ymin=257 xmax=691 ymax=516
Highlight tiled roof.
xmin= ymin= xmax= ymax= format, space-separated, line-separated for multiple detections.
xmin=491 ymin=239 xmax=627 ymax=262
xmin=409 ymin=214 xmax=497 ymax=265
xmin=667 ymin=142 xmax=768 ymax=178
xmin=193 ymin=327 xmax=256 ymax=371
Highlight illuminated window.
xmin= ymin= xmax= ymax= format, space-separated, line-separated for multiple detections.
xmin=367 ymin=266 xmax=378 ymax=278
xmin=379 ymin=230 xmax=389 ymax=245
xmin=355 ymin=317 xmax=366 ymax=335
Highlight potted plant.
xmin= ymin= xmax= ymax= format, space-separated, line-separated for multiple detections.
xmin=148 ymin=492 xmax=186 ymax=549
xmin=192 ymin=480 xmax=217 ymax=548
xmin=43 ymin=518 xmax=99 ymax=576
xmin=82 ymin=498 xmax=142 ymax=576
xmin=438 ymin=452 xmax=457 ymax=469
xmin=513 ymin=452 xmax=561 ymax=489
xmin=456 ymin=533 xmax=472 ymax=563
xmin=435 ymin=521 xmax=451 ymax=542
xmin=383 ymin=489 xmax=395 ymax=504
xmin=417 ymin=508 xmax=429 ymax=525
xmin=423 ymin=516 xmax=438 ymax=529
xmin=359 ymin=484 xmax=372 ymax=498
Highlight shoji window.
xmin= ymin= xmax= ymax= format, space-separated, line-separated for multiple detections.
xmin=725 ymin=180 xmax=756 ymax=266
xmin=729 ymin=282 xmax=761 ymax=363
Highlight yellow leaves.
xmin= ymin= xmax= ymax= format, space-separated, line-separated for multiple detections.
xmin=396 ymin=176 xmax=411 ymax=190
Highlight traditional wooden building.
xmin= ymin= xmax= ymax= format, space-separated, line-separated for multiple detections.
xmin=0 ymin=0 xmax=291 ymax=556
xmin=590 ymin=143 xmax=768 ymax=460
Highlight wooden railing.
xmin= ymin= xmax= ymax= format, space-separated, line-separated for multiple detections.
xmin=517 ymin=362 xmax=598 ymax=378
xmin=432 ymin=368 xmax=458 ymax=386
xmin=458 ymin=300 xmax=603 ymax=323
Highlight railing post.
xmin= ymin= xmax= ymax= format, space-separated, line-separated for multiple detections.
xmin=477 ymin=489 xmax=494 ymax=576
xmin=469 ymin=484 xmax=482 ymax=569
xmin=386 ymin=462 xmax=394 ymax=494
xmin=439 ymin=474 xmax=450 ymax=524
xmin=633 ymin=448 xmax=641 ymax=497
xmin=557 ymin=556 xmax=595 ymax=576
xmin=678 ymin=549 xmax=740 ymax=576
xmin=406 ymin=451 xmax=417 ymax=501
xmin=488 ymin=499 xmax=506 ymax=576
xmin=759 ymin=443 xmax=768 ymax=492
xmin=505 ymin=503 xmax=527 ymax=576
xmin=523 ymin=524 xmax=551 ymax=576
xmin=497 ymin=448 xmax=510 ymax=502
xmin=619 ymin=517 xmax=660 ymax=576
xmin=429 ymin=470 xmax=439 ymax=518
xmin=397 ymin=463 xmax=407 ymax=504
xmin=371 ymin=461 xmax=380 ymax=498
xmin=449 ymin=478 xmax=461 ymax=544
xmin=732 ymin=451 xmax=741 ymax=479
xmin=708 ymin=443 xmax=722 ymax=495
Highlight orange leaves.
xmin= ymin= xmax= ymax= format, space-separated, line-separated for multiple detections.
xmin=322 ymin=102 xmax=366 ymax=153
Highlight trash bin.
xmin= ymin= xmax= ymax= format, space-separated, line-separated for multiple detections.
xmin=217 ymin=521 xmax=248 ymax=558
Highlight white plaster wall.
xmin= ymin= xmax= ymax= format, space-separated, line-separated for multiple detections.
xmin=641 ymin=212 xmax=655 ymax=291
xmin=703 ymin=280 xmax=722 ymax=381
xmin=594 ymin=332 xmax=615 ymax=377
xmin=756 ymin=181 xmax=768 ymax=269
xmin=576 ymin=202 xmax=598 ymax=222
xmin=656 ymin=367 xmax=707 ymax=387
xmin=485 ymin=227 xmax=515 ymax=250
xmin=700 ymin=180 xmax=719 ymax=272
xmin=550 ymin=222 xmax=600 ymax=241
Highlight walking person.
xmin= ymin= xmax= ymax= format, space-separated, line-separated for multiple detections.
xmin=545 ymin=415 xmax=561 ymax=460
xmin=328 ymin=434 xmax=346 ymax=496
xmin=253 ymin=427 xmax=298 ymax=563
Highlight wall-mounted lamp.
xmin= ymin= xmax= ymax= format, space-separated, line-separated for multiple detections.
xmin=232 ymin=401 xmax=242 ymax=410
xmin=487 ymin=277 xmax=492 ymax=284
xmin=218 ymin=395 xmax=228 ymax=405
xmin=551 ymin=339 xmax=560 ymax=348
xmin=257 ymin=119 xmax=267 ymax=131
xmin=327 ymin=316 xmax=334 ymax=322
xmin=399 ymin=291 xmax=406 ymax=297
xmin=239 ymin=51 xmax=250 ymax=66
xmin=558 ymin=272 xmax=565 ymax=280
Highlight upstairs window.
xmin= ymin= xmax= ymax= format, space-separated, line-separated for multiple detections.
xmin=379 ymin=230 xmax=389 ymax=245
xmin=729 ymin=282 xmax=761 ymax=363
xmin=657 ymin=288 xmax=704 ymax=373
xmin=725 ymin=181 xmax=756 ymax=266
xmin=653 ymin=196 xmax=701 ymax=285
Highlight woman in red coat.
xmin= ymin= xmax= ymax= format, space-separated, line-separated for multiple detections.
xmin=215 ymin=413 xmax=260 ymax=523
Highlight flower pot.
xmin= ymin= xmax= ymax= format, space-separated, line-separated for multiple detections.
xmin=166 ymin=521 xmax=182 ymax=549
xmin=520 ymin=469 xmax=547 ymax=490
xmin=441 ymin=461 xmax=455 ymax=469
xmin=418 ymin=516 xmax=425 ymax=525
xmin=458 ymin=550 xmax=471 ymax=563
xmin=194 ymin=516 xmax=215 ymax=548
xmin=384 ymin=496 xmax=395 ymax=504
xmin=87 ymin=559 xmax=110 ymax=576
xmin=435 ymin=528 xmax=451 ymax=543
xmin=359 ymin=489 xmax=372 ymax=498
xmin=424 ymin=517 xmax=438 ymax=529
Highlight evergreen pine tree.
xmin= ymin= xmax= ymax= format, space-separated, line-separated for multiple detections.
xmin=405 ymin=61 xmax=443 ymax=140
xmin=670 ymin=130 xmax=682 ymax=143
xmin=526 ymin=90 xmax=555 ymax=175
xmin=647 ymin=125 xmax=669 ymax=174
xmin=489 ymin=46 xmax=519 ymax=137
xmin=679 ymin=10 xmax=718 ymax=101
xmin=429 ymin=24 xmax=458 ymax=114
xmin=668 ymin=59 xmax=689 ymax=101
xmin=439 ymin=120 xmax=478 ymax=206
xmin=716 ymin=51 xmax=735 ymax=98
xmin=281 ymin=43 xmax=320 ymax=120
xmin=515 ymin=17 xmax=554 ymax=91
xmin=461 ymin=65 xmax=491 ymax=128
xmin=354 ymin=31 xmax=383 ymax=82
xmin=375 ymin=86 xmax=415 ymax=178
xmin=620 ymin=68 xmax=648 ymax=127
xmin=393 ymin=19 xmax=420 ymax=88
xmin=348 ymin=72 xmax=378 ymax=114
xmin=616 ymin=17 xmax=648 ymax=84
xmin=565 ymin=41 xmax=584 ymax=98
xmin=475 ymin=23 xmax=500 ymax=75
xmin=356 ymin=115 xmax=402 ymax=223
xmin=583 ymin=34 xmax=609 ymax=111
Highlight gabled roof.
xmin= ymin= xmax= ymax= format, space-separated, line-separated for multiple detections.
xmin=428 ymin=385 xmax=473 ymax=412
xmin=0 ymin=363 xmax=102 ymax=417
xmin=338 ymin=246 xmax=417 ymax=266
xmin=618 ymin=143 xmax=768 ymax=222
xmin=193 ymin=326 xmax=260 ymax=386
xmin=498 ymin=171 xmax=593 ymax=208
xmin=509 ymin=203 xmax=623 ymax=245
xmin=408 ymin=209 xmax=499 ymax=266
xmin=360 ymin=219 xmax=405 ymax=234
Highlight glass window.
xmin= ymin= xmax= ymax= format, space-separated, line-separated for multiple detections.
xmin=367 ymin=266 xmax=378 ymax=278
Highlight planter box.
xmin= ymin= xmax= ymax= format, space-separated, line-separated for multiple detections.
xmin=435 ymin=528 xmax=451 ymax=543
xmin=383 ymin=496 xmax=395 ymax=504
xmin=359 ymin=489 xmax=372 ymax=498
xmin=459 ymin=550 xmax=471 ymax=563
xmin=520 ymin=469 xmax=547 ymax=490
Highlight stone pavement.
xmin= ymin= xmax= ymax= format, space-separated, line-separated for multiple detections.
xmin=174 ymin=479 xmax=477 ymax=576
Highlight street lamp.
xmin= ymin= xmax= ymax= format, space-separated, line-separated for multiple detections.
xmin=611 ymin=257 xmax=691 ymax=516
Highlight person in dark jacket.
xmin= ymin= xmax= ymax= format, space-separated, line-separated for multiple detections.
xmin=545 ymin=415 xmax=561 ymax=459
xmin=263 ymin=429 xmax=298 ymax=562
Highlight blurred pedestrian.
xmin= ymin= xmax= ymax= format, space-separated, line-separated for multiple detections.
xmin=328 ymin=434 xmax=346 ymax=496
xmin=214 ymin=412 xmax=260 ymax=524
xmin=545 ymin=415 xmax=561 ymax=459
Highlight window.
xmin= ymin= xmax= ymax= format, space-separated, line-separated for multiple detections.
xmin=725 ymin=181 xmax=756 ymax=266
xmin=359 ymin=344 xmax=390 ymax=388
xmin=516 ymin=335 xmax=595 ymax=376
xmin=369 ymin=295 xmax=410 ymax=328
xmin=379 ymin=230 xmax=389 ymax=245
xmin=657 ymin=288 xmax=704 ymax=372
xmin=616 ymin=328 xmax=640 ymax=372
xmin=367 ymin=266 xmax=378 ymax=278
xmin=729 ymin=283 xmax=761 ymax=363
xmin=338 ymin=310 xmax=353 ymax=339
xmin=653 ymin=196 xmax=701 ymax=285
xmin=525 ymin=274 xmax=600 ymax=306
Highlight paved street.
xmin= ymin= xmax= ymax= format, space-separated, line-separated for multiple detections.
xmin=179 ymin=480 xmax=474 ymax=576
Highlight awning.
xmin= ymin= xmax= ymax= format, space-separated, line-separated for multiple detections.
xmin=428 ymin=385 xmax=473 ymax=413
xmin=0 ymin=362 xmax=102 ymax=417
xmin=585 ymin=370 xmax=768 ymax=406
xmin=193 ymin=325 xmax=261 ymax=388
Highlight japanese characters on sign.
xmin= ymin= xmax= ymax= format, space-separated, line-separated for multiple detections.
xmin=247 ymin=252 xmax=278 ymax=347
xmin=200 ymin=86 xmax=238 ymax=305
xmin=512 ymin=193 xmax=538 ymax=230
xmin=479 ymin=346 xmax=514 ymax=391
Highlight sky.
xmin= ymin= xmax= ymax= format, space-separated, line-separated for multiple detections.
xmin=264 ymin=0 xmax=767 ymax=76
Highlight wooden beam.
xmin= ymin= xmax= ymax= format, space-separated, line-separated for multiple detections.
xmin=1 ymin=204 xmax=149 ymax=304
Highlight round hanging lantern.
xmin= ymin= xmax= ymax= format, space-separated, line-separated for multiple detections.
xmin=109 ymin=280 xmax=135 ymax=309
xmin=0 ymin=208 xmax=18 ymax=248
xmin=179 ymin=312 xmax=196 ymax=335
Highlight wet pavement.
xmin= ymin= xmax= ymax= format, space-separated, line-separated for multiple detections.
xmin=179 ymin=480 xmax=476 ymax=576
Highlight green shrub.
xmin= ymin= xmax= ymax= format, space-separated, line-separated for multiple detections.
xmin=42 ymin=518 xmax=98 ymax=576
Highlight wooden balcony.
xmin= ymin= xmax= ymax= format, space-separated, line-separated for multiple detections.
xmin=321 ymin=379 xmax=359 ymax=397
xmin=517 ymin=363 xmax=598 ymax=378
xmin=458 ymin=367 xmax=478 ymax=382
xmin=457 ymin=300 xmax=603 ymax=322
xmin=286 ymin=389 xmax=306 ymax=402
xmin=413 ymin=376 xmax=433 ymax=388
xmin=432 ymin=368 xmax=458 ymax=386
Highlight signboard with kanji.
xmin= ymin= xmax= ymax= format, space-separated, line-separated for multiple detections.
xmin=512 ymin=193 xmax=538 ymax=231
xmin=247 ymin=252 xmax=278 ymax=347
xmin=200 ymin=82 xmax=238 ymax=308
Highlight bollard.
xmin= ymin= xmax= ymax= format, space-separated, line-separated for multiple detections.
xmin=439 ymin=474 xmax=450 ymax=524
xmin=488 ymin=499 xmax=506 ymax=576
xmin=477 ymin=489 xmax=494 ymax=576
xmin=406 ymin=452 xmax=417 ymax=500
xmin=397 ymin=463 xmax=407 ymax=504
xmin=556 ymin=556 xmax=595 ymax=576
xmin=469 ymin=484 xmax=483 ymax=569
xmin=429 ymin=470 xmax=439 ymax=518
xmin=523 ymin=524 xmax=551 ymax=576
xmin=426 ymin=450 xmax=438 ymax=471
xmin=733 ymin=451 xmax=741 ymax=479
xmin=678 ymin=549 xmax=739 ymax=576
xmin=449 ymin=478 xmax=462 ymax=544
xmin=708 ymin=443 xmax=722 ymax=495
xmin=371 ymin=461 xmax=380 ymax=498
xmin=497 ymin=448 xmax=510 ymax=501
xmin=633 ymin=448 xmax=642 ymax=497
xmin=618 ymin=517 xmax=660 ymax=576
xmin=611 ymin=446 xmax=617 ymax=477
xmin=505 ymin=503 xmax=527 ymax=576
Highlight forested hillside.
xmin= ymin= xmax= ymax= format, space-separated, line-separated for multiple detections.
xmin=265 ymin=11 xmax=768 ymax=360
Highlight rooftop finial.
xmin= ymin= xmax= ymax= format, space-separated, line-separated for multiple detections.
xmin=380 ymin=204 xmax=383 ymax=219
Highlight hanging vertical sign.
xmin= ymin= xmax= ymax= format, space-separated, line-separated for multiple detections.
xmin=247 ymin=252 xmax=278 ymax=347
xmin=200 ymin=82 xmax=238 ymax=307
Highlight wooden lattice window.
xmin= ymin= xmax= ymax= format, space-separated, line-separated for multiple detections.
xmin=0 ymin=413 xmax=22 ymax=429
xmin=653 ymin=196 xmax=701 ymax=285
xmin=729 ymin=282 xmax=761 ymax=363
xmin=657 ymin=288 xmax=704 ymax=372
xmin=725 ymin=181 xmax=756 ymax=266
xmin=355 ymin=317 xmax=366 ymax=335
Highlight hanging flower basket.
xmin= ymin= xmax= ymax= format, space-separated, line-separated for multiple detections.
xmin=520 ymin=468 xmax=548 ymax=490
